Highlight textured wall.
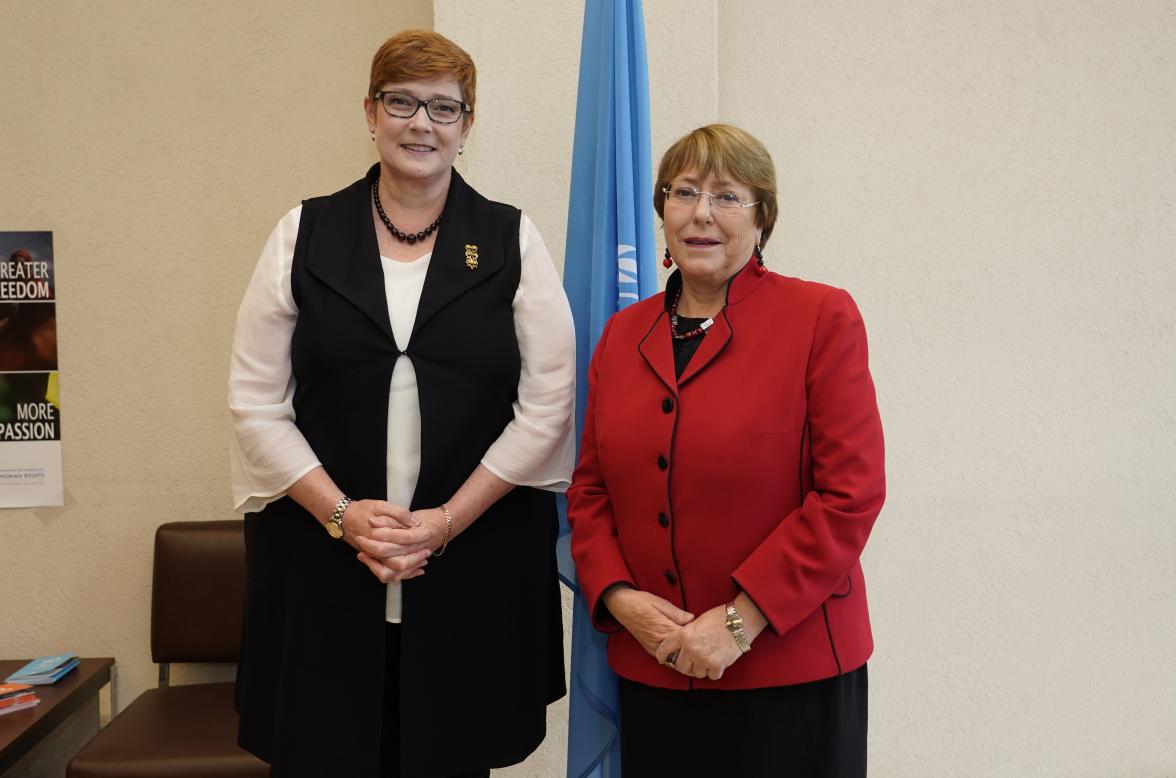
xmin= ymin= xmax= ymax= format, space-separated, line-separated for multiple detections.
xmin=717 ymin=1 xmax=1176 ymax=775
xmin=1 ymin=1 xmax=1173 ymax=776
xmin=0 ymin=0 xmax=430 ymax=712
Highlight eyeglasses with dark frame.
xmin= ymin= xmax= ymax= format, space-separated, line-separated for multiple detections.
xmin=662 ymin=185 xmax=759 ymax=210
xmin=374 ymin=90 xmax=471 ymax=125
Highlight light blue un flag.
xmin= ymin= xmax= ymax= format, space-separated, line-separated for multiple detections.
xmin=557 ymin=0 xmax=657 ymax=776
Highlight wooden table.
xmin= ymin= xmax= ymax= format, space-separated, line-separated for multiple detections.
xmin=0 ymin=658 xmax=114 ymax=776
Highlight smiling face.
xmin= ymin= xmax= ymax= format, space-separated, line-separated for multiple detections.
xmin=663 ymin=170 xmax=761 ymax=286
xmin=364 ymin=76 xmax=472 ymax=186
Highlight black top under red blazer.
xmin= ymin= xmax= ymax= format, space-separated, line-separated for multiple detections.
xmin=567 ymin=259 xmax=885 ymax=690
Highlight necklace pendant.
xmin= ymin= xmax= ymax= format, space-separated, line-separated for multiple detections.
xmin=465 ymin=244 xmax=479 ymax=270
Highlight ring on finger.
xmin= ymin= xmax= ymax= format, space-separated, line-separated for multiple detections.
xmin=664 ymin=652 xmax=678 ymax=667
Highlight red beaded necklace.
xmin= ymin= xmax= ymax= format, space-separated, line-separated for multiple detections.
xmin=669 ymin=286 xmax=715 ymax=341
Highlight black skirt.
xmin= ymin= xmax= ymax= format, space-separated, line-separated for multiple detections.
xmin=380 ymin=623 xmax=491 ymax=778
xmin=618 ymin=665 xmax=867 ymax=777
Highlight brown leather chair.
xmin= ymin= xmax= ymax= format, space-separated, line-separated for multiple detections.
xmin=68 ymin=521 xmax=268 ymax=777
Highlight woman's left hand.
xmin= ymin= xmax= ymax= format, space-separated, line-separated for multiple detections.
xmin=657 ymin=605 xmax=744 ymax=680
xmin=406 ymin=507 xmax=449 ymax=554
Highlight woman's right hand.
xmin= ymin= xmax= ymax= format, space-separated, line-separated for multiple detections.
xmin=602 ymin=585 xmax=695 ymax=660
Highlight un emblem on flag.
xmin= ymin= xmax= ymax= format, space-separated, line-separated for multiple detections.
xmin=617 ymin=244 xmax=639 ymax=307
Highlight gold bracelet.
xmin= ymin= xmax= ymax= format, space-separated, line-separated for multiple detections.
xmin=434 ymin=504 xmax=454 ymax=557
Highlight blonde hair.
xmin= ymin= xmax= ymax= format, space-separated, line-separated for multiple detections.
xmin=368 ymin=30 xmax=477 ymax=124
xmin=654 ymin=124 xmax=779 ymax=247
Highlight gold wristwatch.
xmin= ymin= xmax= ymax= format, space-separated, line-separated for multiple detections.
xmin=326 ymin=496 xmax=352 ymax=540
xmin=725 ymin=602 xmax=752 ymax=653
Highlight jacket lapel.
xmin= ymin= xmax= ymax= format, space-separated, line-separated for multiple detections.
xmin=411 ymin=169 xmax=505 ymax=341
xmin=637 ymin=308 xmax=678 ymax=394
xmin=657 ymin=259 xmax=766 ymax=387
xmin=676 ymin=311 xmax=732 ymax=386
xmin=303 ymin=165 xmax=395 ymax=344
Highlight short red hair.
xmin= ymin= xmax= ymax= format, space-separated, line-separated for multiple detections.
xmin=369 ymin=30 xmax=477 ymax=119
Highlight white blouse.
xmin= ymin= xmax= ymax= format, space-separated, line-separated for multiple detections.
xmin=229 ymin=204 xmax=576 ymax=621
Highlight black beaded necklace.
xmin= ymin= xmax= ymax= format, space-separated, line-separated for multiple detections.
xmin=669 ymin=286 xmax=715 ymax=341
xmin=371 ymin=181 xmax=442 ymax=245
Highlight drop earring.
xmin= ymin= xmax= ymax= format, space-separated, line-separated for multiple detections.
xmin=753 ymin=241 xmax=767 ymax=276
xmin=370 ymin=131 xmax=375 ymax=141
xmin=662 ymin=247 xmax=673 ymax=268
xmin=458 ymin=146 xmax=464 ymax=155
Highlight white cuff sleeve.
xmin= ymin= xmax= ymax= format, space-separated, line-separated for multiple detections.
xmin=480 ymin=215 xmax=576 ymax=492
xmin=228 ymin=205 xmax=322 ymax=511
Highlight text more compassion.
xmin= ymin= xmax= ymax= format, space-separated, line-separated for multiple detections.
xmin=0 ymin=402 xmax=60 ymax=441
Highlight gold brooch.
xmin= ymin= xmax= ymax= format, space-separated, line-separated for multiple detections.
xmin=464 ymin=244 xmax=479 ymax=270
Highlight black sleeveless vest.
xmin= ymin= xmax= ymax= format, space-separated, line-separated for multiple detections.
xmin=236 ymin=166 xmax=565 ymax=777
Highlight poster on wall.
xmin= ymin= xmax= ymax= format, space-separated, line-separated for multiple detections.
xmin=0 ymin=232 xmax=62 ymax=507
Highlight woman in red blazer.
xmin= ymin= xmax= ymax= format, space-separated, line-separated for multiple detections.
xmin=567 ymin=124 xmax=885 ymax=776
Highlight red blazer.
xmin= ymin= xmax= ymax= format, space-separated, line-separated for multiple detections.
xmin=567 ymin=259 xmax=885 ymax=690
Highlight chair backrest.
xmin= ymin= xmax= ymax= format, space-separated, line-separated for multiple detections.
xmin=151 ymin=521 xmax=246 ymax=677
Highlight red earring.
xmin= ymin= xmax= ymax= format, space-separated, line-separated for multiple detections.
xmin=662 ymin=247 xmax=673 ymax=268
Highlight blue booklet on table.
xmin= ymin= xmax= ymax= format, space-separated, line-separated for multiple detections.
xmin=5 ymin=653 xmax=80 ymax=685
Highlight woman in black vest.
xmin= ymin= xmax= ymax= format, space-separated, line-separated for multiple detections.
xmin=229 ymin=30 xmax=575 ymax=777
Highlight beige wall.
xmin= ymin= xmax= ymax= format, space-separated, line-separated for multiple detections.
xmin=717 ymin=3 xmax=1176 ymax=774
xmin=2 ymin=1 xmax=1174 ymax=776
xmin=0 ymin=0 xmax=431 ymax=719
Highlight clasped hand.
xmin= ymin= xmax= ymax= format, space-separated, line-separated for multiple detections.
xmin=605 ymin=588 xmax=745 ymax=681
xmin=341 ymin=500 xmax=446 ymax=582
xmin=655 ymin=604 xmax=745 ymax=681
